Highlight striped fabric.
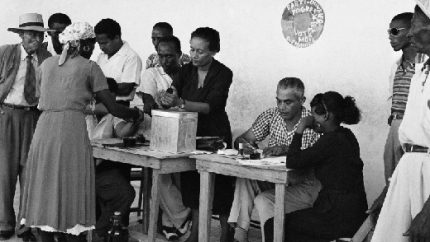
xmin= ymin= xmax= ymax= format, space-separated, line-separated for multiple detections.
xmin=391 ymin=60 xmax=415 ymax=114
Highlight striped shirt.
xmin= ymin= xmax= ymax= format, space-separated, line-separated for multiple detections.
xmin=391 ymin=59 xmax=415 ymax=114
xmin=251 ymin=107 xmax=320 ymax=149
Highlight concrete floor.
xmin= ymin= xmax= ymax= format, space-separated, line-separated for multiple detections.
xmin=5 ymin=183 xmax=262 ymax=242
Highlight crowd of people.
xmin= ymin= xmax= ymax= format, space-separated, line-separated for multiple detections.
xmin=1 ymin=1 xmax=430 ymax=242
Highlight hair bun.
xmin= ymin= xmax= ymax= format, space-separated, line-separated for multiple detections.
xmin=342 ymin=96 xmax=361 ymax=125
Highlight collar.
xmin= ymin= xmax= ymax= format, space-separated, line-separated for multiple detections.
xmin=20 ymin=44 xmax=38 ymax=62
xmin=112 ymin=41 xmax=129 ymax=58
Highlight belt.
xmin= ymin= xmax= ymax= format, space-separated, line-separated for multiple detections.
xmin=404 ymin=143 xmax=429 ymax=153
xmin=1 ymin=103 xmax=38 ymax=111
xmin=390 ymin=111 xmax=404 ymax=120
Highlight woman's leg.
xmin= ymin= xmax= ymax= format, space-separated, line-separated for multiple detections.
xmin=184 ymin=209 xmax=199 ymax=242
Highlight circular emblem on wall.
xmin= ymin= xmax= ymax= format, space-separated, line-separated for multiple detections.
xmin=281 ymin=0 xmax=325 ymax=48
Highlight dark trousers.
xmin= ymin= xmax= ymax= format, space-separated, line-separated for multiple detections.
xmin=95 ymin=161 xmax=135 ymax=236
xmin=0 ymin=107 xmax=39 ymax=232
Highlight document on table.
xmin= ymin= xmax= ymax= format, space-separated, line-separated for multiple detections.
xmin=237 ymin=156 xmax=286 ymax=167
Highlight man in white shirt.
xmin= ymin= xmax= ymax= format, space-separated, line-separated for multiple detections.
xmin=371 ymin=3 xmax=430 ymax=241
xmin=43 ymin=13 xmax=71 ymax=56
xmin=136 ymin=36 xmax=191 ymax=240
xmin=95 ymin=18 xmax=142 ymax=107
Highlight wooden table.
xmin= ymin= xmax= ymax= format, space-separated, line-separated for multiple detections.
xmin=192 ymin=154 xmax=289 ymax=242
xmin=92 ymin=138 xmax=197 ymax=242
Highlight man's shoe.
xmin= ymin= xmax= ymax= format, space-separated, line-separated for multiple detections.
xmin=161 ymin=226 xmax=179 ymax=241
xmin=17 ymin=229 xmax=37 ymax=242
xmin=0 ymin=230 xmax=14 ymax=240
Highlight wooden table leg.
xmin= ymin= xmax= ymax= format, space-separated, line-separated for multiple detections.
xmin=148 ymin=169 xmax=161 ymax=242
xmin=142 ymin=168 xmax=151 ymax=234
xmin=274 ymin=183 xmax=285 ymax=242
xmin=198 ymin=171 xmax=215 ymax=242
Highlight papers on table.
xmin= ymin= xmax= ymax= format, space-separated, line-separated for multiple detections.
xmin=237 ymin=156 xmax=286 ymax=167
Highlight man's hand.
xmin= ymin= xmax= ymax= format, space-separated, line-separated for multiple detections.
xmin=388 ymin=114 xmax=393 ymax=126
xmin=404 ymin=199 xmax=430 ymax=242
xmin=263 ymin=145 xmax=288 ymax=157
xmin=367 ymin=186 xmax=388 ymax=224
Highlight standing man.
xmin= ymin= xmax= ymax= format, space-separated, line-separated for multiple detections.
xmin=136 ymin=36 xmax=191 ymax=240
xmin=228 ymin=78 xmax=321 ymax=242
xmin=43 ymin=13 xmax=71 ymax=56
xmin=384 ymin=12 xmax=423 ymax=183
xmin=0 ymin=13 xmax=52 ymax=241
xmin=371 ymin=3 xmax=430 ymax=241
xmin=95 ymin=18 xmax=142 ymax=107
xmin=145 ymin=22 xmax=190 ymax=69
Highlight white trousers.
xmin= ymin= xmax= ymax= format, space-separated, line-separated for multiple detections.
xmin=159 ymin=173 xmax=190 ymax=228
xmin=372 ymin=153 xmax=430 ymax=242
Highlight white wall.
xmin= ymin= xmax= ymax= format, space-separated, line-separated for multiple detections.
xmin=0 ymin=0 xmax=416 ymax=204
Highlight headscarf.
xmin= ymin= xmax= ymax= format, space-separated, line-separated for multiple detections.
xmin=58 ymin=22 xmax=96 ymax=66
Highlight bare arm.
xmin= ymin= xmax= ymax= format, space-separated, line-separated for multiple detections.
xmin=94 ymin=89 xmax=139 ymax=120
xmin=114 ymin=121 xmax=140 ymax=138
xmin=233 ymin=128 xmax=258 ymax=150
xmin=116 ymin=83 xmax=136 ymax=96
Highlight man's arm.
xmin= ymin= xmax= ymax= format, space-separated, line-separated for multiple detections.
xmin=233 ymin=128 xmax=258 ymax=150
xmin=116 ymin=83 xmax=136 ymax=96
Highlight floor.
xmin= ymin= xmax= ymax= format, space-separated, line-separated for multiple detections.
xmin=4 ymin=183 xmax=262 ymax=242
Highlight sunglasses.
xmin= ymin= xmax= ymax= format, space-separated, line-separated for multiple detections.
xmin=387 ymin=27 xmax=407 ymax=36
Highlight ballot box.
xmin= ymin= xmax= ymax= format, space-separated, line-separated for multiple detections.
xmin=150 ymin=110 xmax=198 ymax=153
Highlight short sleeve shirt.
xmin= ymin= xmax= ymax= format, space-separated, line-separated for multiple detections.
xmin=96 ymin=41 xmax=142 ymax=101
xmin=251 ymin=107 xmax=319 ymax=149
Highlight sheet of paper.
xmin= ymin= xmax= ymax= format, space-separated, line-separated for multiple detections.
xmin=237 ymin=156 xmax=286 ymax=166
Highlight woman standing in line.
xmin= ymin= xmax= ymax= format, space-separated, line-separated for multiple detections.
xmin=20 ymin=22 xmax=143 ymax=242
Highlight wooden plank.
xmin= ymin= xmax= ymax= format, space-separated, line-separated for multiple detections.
xmin=274 ymin=184 xmax=286 ymax=242
xmin=92 ymin=147 xmax=161 ymax=169
xmin=198 ymin=171 xmax=215 ymax=242
xmin=158 ymin=157 xmax=196 ymax=174
xmin=196 ymin=160 xmax=287 ymax=184
xmin=191 ymin=154 xmax=289 ymax=171
xmin=148 ymin=170 xmax=161 ymax=242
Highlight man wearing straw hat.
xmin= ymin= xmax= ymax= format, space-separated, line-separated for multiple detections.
xmin=0 ymin=13 xmax=51 ymax=241
xmin=371 ymin=2 xmax=430 ymax=241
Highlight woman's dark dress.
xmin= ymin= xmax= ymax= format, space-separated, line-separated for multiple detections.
xmin=264 ymin=127 xmax=368 ymax=242
xmin=173 ymin=59 xmax=234 ymax=214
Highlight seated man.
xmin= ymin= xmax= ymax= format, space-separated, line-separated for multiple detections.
xmin=228 ymin=77 xmax=321 ymax=242
xmin=136 ymin=36 xmax=191 ymax=240
xmin=86 ymin=78 xmax=142 ymax=240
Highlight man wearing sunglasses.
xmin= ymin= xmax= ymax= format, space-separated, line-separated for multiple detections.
xmin=368 ymin=11 xmax=424 ymax=230
xmin=371 ymin=3 xmax=430 ymax=242
xmin=384 ymin=12 xmax=424 ymax=183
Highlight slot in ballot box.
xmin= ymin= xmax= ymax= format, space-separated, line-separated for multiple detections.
xmin=150 ymin=110 xmax=198 ymax=153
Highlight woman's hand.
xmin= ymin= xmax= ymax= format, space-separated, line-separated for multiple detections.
xmin=296 ymin=116 xmax=315 ymax=134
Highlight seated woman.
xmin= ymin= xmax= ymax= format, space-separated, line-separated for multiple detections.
xmin=160 ymin=27 xmax=234 ymax=242
xmin=264 ymin=91 xmax=368 ymax=242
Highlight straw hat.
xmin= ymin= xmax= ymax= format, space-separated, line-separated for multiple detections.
xmin=416 ymin=0 xmax=430 ymax=18
xmin=8 ymin=13 xmax=53 ymax=33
